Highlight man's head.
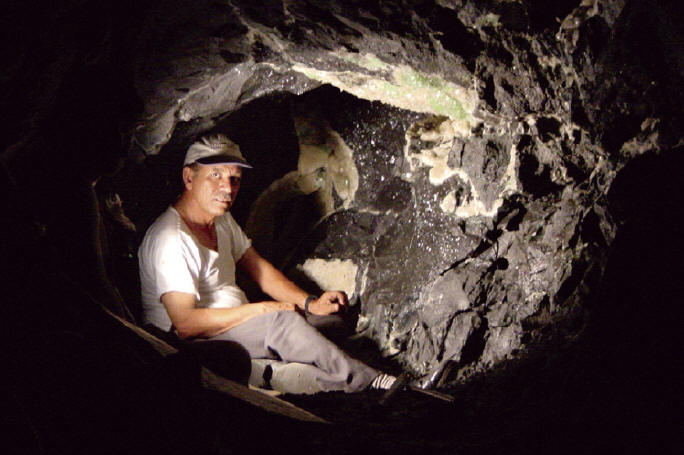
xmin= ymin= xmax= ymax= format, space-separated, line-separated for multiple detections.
xmin=183 ymin=134 xmax=252 ymax=168
xmin=180 ymin=134 xmax=251 ymax=222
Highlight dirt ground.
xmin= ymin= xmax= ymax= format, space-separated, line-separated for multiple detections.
xmin=280 ymin=328 xmax=679 ymax=455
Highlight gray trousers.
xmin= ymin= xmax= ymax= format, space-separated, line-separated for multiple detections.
xmin=207 ymin=310 xmax=378 ymax=393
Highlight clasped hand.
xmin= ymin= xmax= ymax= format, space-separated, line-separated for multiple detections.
xmin=306 ymin=290 xmax=348 ymax=315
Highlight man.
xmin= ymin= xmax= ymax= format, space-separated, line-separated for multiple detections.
xmin=139 ymin=134 xmax=395 ymax=392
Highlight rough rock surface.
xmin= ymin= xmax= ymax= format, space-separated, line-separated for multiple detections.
xmin=118 ymin=0 xmax=683 ymax=383
xmin=5 ymin=0 xmax=684 ymax=396
xmin=2 ymin=0 xmax=684 ymax=452
xmin=4 ymin=0 xmax=683 ymax=385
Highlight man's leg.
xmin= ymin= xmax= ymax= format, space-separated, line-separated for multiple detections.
xmin=207 ymin=311 xmax=378 ymax=393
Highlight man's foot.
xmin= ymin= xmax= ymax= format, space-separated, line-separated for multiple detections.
xmin=370 ymin=373 xmax=397 ymax=390
xmin=378 ymin=372 xmax=456 ymax=404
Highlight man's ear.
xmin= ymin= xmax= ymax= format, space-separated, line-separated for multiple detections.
xmin=182 ymin=166 xmax=194 ymax=190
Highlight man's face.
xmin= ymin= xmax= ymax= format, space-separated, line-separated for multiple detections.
xmin=184 ymin=163 xmax=242 ymax=219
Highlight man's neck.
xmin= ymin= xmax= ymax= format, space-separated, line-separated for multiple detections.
xmin=174 ymin=196 xmax=215 ymax=231
xmin=174 ymin=197 xmax=220 ymax=251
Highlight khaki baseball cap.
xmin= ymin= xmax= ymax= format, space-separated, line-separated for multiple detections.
xmin=183 ymin=134 xmax=252 ymax=168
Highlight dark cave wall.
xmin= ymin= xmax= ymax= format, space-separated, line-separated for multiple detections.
xmin=3 ymin=0 xmax=684 ymax=385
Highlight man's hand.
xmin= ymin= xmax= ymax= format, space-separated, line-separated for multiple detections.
xmin=307 ymin=291 xmax=349 ymax=315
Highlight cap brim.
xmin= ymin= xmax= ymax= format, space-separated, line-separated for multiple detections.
xmin=194 ymin=155 xmax=252 ymax=168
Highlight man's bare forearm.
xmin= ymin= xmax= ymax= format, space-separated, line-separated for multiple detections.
xmin=178 ymin=302 xmax=296 ymax=338
xmin=238 ymin=247 xmax=309 ymax=308
xmin=162 ymin=291 xmax=295 ymax=339
xmin=259 ymin=266 xmax=310 ymax=308
xmin=237 ymin=247 xmax=347 ymax=316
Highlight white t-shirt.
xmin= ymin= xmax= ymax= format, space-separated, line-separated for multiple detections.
xmin=138 ymin=206 xmax=252 ymax=330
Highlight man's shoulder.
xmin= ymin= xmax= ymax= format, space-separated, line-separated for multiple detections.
xmin=138 ymin=207 xmax=194 ymax=266
xmin=142 ymin=207 xmax=182 ymax=245
xmin=217 ymin=211 xmax=249 ymax=238
xmin=216 ymin=211 xmax=239 ymax=228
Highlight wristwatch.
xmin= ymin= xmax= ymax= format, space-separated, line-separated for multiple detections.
xmin=304 ymin=295 xmax=317 ymax=314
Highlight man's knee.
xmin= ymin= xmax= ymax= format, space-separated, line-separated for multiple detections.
xmin=269 ymin=310 xmax=318 ymax=340
xmin=272 ymin=310 xmax=307 ymax=328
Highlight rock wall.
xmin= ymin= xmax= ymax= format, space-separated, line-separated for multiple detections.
xmin=4 ymin=0 xmax=683 ymax=384
xmin=255 ymin=86 xmax=615 ymax=383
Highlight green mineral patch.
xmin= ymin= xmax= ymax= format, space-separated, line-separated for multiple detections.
xmin=427 ymin=93 xmax=468 ymax=120
xmin=341 ymin=52 xmax=390 ymax=72
xmin=397 ymin=69 xmax=444 ymax=91
xmin=291 ymin=53 xmax=477 ymax=122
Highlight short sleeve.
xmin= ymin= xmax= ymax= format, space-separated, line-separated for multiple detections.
xmin=139 ymin=222 xmax=200 ymax=303
xmin=156 ymin=235 xmax=200 ymax=298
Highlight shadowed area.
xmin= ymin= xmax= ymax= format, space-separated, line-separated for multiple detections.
xmin=2 ymin=0 xmax=683 ymax=453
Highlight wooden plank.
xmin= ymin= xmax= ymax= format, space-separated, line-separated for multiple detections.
xmin=112 ymin=312 xmax=328 ymax=423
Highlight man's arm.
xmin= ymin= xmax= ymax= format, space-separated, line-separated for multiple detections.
xmin=161 ymin=291 xmax=294 ymax=339
xmin=237 ymin=247 xmax=348 ymax=315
